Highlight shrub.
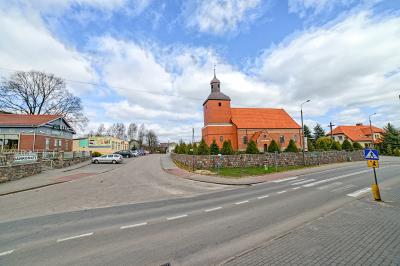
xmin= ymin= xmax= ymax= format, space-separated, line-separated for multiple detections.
xmin=268 ymin=140 xmax=280 ymax=153
xmin=341 ymin=139 xmax=353 ymax=151
xmin=221 ymin=140 xmax=234 ymax=155
xmin=331 ymin=141 xmax=342 ymax=151
xmin=315 ymin=137 xmax=333 ymax=151
xmin=394 ymin=148 xmax=400 ymax=157
xmin=196 ymin=139 xmax=210 ymax=155
xmin=91 ymin=151 xmax=102 ymax=157
xmin=285 ymin=139 xmax=299 ymax=152
xmin=178 ymin=142 xmax=187 ymax=154
xmin=186 ymin=143 xmax=193 ymax=155
xmin=246 ymin=140 xmax=259 ymax=154
xmin=352 ymin=142 xmax=363 ymax=150
xmin=307 ymin=140 xmax=315 ymax=152
xmin=210 ymin=139 xmax=220 ymax=155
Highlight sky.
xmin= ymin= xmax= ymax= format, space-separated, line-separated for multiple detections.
xmin=0 ymin=0 xmax=399 ymax=142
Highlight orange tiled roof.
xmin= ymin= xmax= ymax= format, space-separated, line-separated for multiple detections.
xmin=0 ymin=114 xmax=61 ymax=126
xmin=330 ymin=125 xmax=384 ymax=142
xmin=231 ymin=108 xmax=301 ymax=129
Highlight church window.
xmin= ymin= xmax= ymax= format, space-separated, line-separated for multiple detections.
xmin=280 ymin=135 xmax=285 ymax=144
xmin=264 ymin=135 xmax=267 ymax=138
xmin=293 ymin=135 xmax=297 ymax=142
xmin=243 ymin=136 xmax=248 ymax=144
xmin=220 ymin=136 xmax=223 ymax=142
xmin=218 ymin=102 xmax=221 ymax=106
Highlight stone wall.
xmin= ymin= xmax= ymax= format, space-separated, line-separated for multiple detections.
xmin=0 ymin=163 xmax=42 ymax=183
xmin=171 ymin=150 xmax=364 ymax=169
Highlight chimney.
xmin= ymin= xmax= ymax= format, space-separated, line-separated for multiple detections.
xmin=356 ymin=123 xmax=363 ymax=126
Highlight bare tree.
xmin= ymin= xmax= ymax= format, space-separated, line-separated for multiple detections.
xmin=0 ymin=71 xmax=88 ymax=129
xmin=114 ymin=123 xmax=126 ymax=140
xmin=96 ymin=124 xmax=106 ymax=136
xmin=146 ymin=130 xmax=158 ymax=152
xmin=127 ymin=123 xmax=137 ymax=141
xmin=138 ymin=124 xmax=146 ymax=148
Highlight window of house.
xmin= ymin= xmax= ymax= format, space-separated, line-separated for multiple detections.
xmin=339 ymin=136 xmax=343 ymax=141
xmin=279 ymin=135 xmax=285 ymax=144
xmin=58 ymin=139 xmax=62 ymax=147
xmin=243 ymin=136 xmax=248 ymax=144
xmin=293 ymin=135 xmax=297 ymax=142
xmin=220 ymin=136 xmax=223 ymax=142
xmin=218 ymin=102 xmax=221 ymax=106
xmin=65 ymin=140 xmax=68 ymax=150
xmin=45 ymin=138 xmax=50 ymax=150
xmin=54 ymin=139 xmax=58 ymax=147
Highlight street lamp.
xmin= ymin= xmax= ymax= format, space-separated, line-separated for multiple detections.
xmin=300 ymin=99 xmax=311 ymax=165
xmin=369 ymin=113 xmax=377 ymax=148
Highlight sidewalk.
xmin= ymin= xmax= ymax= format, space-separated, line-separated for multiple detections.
xmin=161 ymin=154 xmax=368 ymax=185
xmin=222 ymin=184 xmax=400 ymax=265
xmin=0 ymin=160 xmax=98 ymax=196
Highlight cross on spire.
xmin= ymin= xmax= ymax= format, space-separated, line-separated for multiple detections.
xmin=213 ymin=63 xmax=216 ymax=78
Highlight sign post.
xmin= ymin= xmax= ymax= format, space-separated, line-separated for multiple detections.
xmin=364 ymin=149 xmax=381 ymax=201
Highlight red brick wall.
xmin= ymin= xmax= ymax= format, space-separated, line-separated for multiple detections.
xmin=19 ymin=134 xmax=72 ymax=151
xmin=203 ymin=100 xmax=232 ymax=125
xmin=202 ymin=125 xmax=238 ymax=150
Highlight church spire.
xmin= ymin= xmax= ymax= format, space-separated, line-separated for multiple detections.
xmin=210 ymin=64 xmax=220 ymax=93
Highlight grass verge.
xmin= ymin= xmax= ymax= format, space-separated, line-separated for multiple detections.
xmin=210 ymin=165 xmax=309 ymax=178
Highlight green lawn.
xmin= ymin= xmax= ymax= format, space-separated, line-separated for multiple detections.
xmin=211 ymin=165 xmax=308 ymax=178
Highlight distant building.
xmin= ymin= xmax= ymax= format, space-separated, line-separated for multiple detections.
xmin=329 ymin=123 xmax=384 ymax=147
xmin=202 ymin=72 xmax=301 ymax=152
xmin=159 ymin=142 xmax=177 ymax=153
xmin=0 ymin=114 xmax=75 ymax=152
xmin=73 ymin=136 xmax=129 ymax=154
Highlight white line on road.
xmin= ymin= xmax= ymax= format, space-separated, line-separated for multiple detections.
xmin=288 ymin=178 xmax=306 ymax=183
xmin=166 ymin=214 xmax=188 ymax=220
xmin=235 ymin=200 xmax=249 ymax=205
xmin=0 ymin=250 xmax=14 ymax=256
xmin=292 ymin=187 xmax=302 ymax=190
xmin=272 ymin=176 xmax=298 ymax=183
xmin=257 ymin=195 xmax=270 ymax=199
xmin=291 ymin=179 xmax=316 ymax=185
xmin=57 ymin=232 xmax=94 ymax=243
xmin=120 ymin=222 xmax=148 ymax=230
xmin=317 ymin=182 xmax=342 ymax=190
xmin=277 ymin=190 xmax=287 ymax=194
xmin=303 ymin=170 xmax=369 ymax=188
xmin=347 ymin=187 xmax=371 ymax=198
xmin=331 ymin=184 xmax=356 ymax=193
xmin=204 ymin=207 xmax=222 ymax=212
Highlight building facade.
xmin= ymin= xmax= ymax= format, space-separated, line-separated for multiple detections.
xmin=329 ymin=123 xmax=384 ymax=147
xmin=73 ymin=136 xmax=129 ymax=154
xmin=0 ymin=114 xmax=75 ymax=152
xmin=202 ymin=73 xmax=301 ymax=151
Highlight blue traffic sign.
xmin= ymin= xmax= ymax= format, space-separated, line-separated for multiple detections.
xmin=364 ymin=149 xmax=379 ymax=160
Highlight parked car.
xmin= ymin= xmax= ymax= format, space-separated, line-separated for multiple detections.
xmin=92 ymin=154 xmax=123 ymax=164
xmin=114 ymin=150 xmax=132 ymax=158
xmin=131 ymin=150 xmax=140 ymax=157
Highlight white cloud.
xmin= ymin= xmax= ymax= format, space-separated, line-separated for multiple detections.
xmin=288 ymin=0 xmax=357 ymax=17
xmin=0 ymin=9 xmax=97 ymax=94
xmin=184 ymin=0 xmax=262 ymax=35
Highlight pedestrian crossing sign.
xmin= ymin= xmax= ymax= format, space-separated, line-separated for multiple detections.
xmin=364 ymin=149 xmax=379 ymax=160
xmin=367 ymin=160 xmax=379 ymax=168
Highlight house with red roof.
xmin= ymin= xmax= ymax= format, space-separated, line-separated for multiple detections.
xmin=202 ymin=72 xmax=301 ymax=152
xmin=329 ymin=123 xmax=384 ymax=148
xmin=0 ymin=114 xmax=75 ymax=152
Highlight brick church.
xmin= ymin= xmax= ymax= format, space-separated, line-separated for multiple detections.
xmin=202 ymin=72 xmax=302 ymax=152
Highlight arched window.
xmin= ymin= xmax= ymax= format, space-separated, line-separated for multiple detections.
xmin=243 ymin=136 xmax=248 ymax=144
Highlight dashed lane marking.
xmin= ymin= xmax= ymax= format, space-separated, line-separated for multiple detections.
xmin=277 ymin=190 xmax=287 ymax=194
xmin=330 ymin=184 xmax=356 ymax=193
xmin=235 ymin=200 xmax=249 ymax=205
xmin=347 ymin=187 xmax=371 ymax=198
xmin=120 ymin=222 xmax=148 ymax=230
xmin=272 ymin=177 xmax=298 ymax=183
xmin=317 ymin=182 xmax=342 ymax=190
xmin=291 ymin=179 xmax=316 ymax=185
xmin=166 ymin=214 xmax=188 ymax=221
xmin=288 ymin=178 xmax=306 ymax=183
xmin=0 ymin=250 xmax=14 ymax=256
xmin=292 ymin=187 xmax=302 ymax=190
xmin=257 ymin=195 xmax=270 ymax=199
xmin=57 ymin=232 xmax=94 ymax=243
xmin=204 ymin=207 xmax=222 ymax=212
xmin=302 ymin=170 xmax=369 ymax=188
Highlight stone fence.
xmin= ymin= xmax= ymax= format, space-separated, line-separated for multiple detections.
xmin=171 ymin=150 xmax=364 ymax=169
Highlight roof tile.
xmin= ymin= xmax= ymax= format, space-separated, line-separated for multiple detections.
xmin=231 ymin=108 xmax=301 ymax=129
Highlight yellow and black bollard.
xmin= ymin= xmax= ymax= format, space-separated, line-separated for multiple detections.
xmin=371 ymin=167 xmax=381 ymax=201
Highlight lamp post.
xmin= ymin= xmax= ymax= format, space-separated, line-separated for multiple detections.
xmin=368 ymin=113 xmax=377 ymax=148
xmin=300 ymin=99 xmax=311 ymax=165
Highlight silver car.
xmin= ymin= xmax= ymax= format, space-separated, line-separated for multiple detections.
xmin=92 ymin=154 xmax=123 ymax=164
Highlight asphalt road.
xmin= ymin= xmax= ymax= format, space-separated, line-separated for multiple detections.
xmin=1 ymin=158 xmax=399 ymax=266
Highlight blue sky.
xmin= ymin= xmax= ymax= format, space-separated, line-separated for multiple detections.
xmin=0 ymin=0 xmax=399 ymax=141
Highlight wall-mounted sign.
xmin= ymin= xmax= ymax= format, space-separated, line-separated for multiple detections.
xmin=14 ymin=153 xmax=38 ymax=164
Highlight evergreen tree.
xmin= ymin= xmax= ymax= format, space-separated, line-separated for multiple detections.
xmin=221 ymin=140 xmax=234 ymax=155
xmin=268 ymin=140 xmax=280 ymax=153
xmin=210 ymin=139 xmax=220 ymax=155
xmin=331 ymin=141 xmax=342 ymax=151
xmin=246 ymin=140 xmax=259 ymax=154
xmin=178 ymin=142 xmax=187 ymax=154
xmin=196 ymin=139 xmax=210 ymax=155
xmin=394 ymin=148 xmax=400 ymax=157
xmin=307 ymin=140 xmax=315 ymax=152
xmin=186 ymin=143 xmax=193 ymax=155
xmin=303 ymin=125 xmax=312 ymax=139
xmin=313 ymin=123 xmax=326 ymax=141
xmin=285 ymin=139 xmax=299 ymax=152
xmin=341 ymin=139 xmax=353 ymax=151
xmin=380 ymin=123 xmax=400 ymax=155
xmin=386 ymin=144 xmax=393 ymax=155
xmin=192 ymin=143 xmax=198 ymax=155
xmin=352 ymin=142 xmax=363 ymax=150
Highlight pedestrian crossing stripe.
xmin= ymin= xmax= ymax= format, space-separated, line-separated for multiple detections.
xmin=364 ymin=149 xmax=379 ymax=160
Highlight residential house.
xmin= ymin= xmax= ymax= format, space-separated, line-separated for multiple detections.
xmin=329 ymin=123 xmax=384 ymax=147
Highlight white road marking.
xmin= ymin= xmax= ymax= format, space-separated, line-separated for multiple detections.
xmin=303 ymin=170 xmax=369 ymax=188
xmin=277 ymin=190 xmax=287 ymax=194
xmin=257 ymin=195 xmax=270 ymax=199
xmin=291 ymin=179 xmax=316 ymax=185
xmin=0 ymin=250 xmax=14 ymax=256
xmin=292 ymin=187 xmax=302 ymax=190
xmin=204 ymin=207 xmax=222 ymax=212
xmin=331 ymin=184 xmax=356 ymax=193
xmin=347 ymin=187 xmax=371 ymax=198
xmin=288 ymin=178 xmax=306 ymax=183
xmin=235 ymin=200 xmax=249 ymax=205
xmin=317 ymin=182 xmax=342 ymax=190
xmin=120 ymin=222 xmax=148 ymax=230
xmin=166 ymin=214 xmax=188 ymax=220
xmin=57 ymin=232 xmax=94 ymax=243
xmin=272 ymin=176 xmax=298 ymax=183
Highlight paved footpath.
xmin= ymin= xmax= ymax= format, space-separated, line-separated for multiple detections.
xmin=223 ymin=184 xmax=400 ymax=265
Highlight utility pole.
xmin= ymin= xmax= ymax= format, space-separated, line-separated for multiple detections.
xmin=369 ymin=113 xmax=377 ymax=148
xmin=300 ymin=99 xmax=311 ymax=166
xmin=328 ymin=122 xmax=335 ymax=140
xmin=192 ymin=128 xmax=195 ymax=172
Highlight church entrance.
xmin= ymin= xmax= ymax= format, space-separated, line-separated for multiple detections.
xmin=263 ymin=144 xmax=268 ymax=152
